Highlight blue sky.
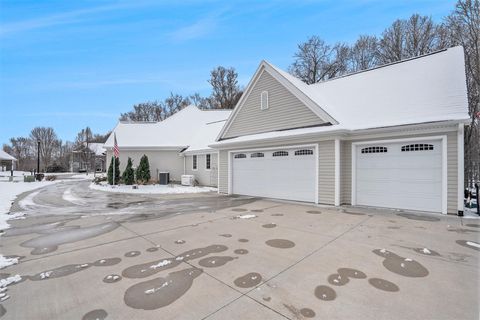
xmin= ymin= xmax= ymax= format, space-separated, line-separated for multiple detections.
xmin=0 ymin=0 xmax=455 ymax=143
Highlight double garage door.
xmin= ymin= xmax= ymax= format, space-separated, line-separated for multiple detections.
xmin=232 ymin=147 xmax=316 ymax=202
xmin=231 ymin=139 xmax=444 ymax=213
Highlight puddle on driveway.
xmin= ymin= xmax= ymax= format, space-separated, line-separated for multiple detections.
xmin=21 ymin=222 xmax=119 ymax=255
xmin=122 ymin=245 xmax=228 ymax=279
xmin=328 ymin=268 xmax=366 ymax=286
xmin=373 ymin=249 xmax=429 ymax=277
xmin=232 ymin=208 xmax=247 ymax=212
xmin=234 ymin=249 xmax=248 ymax=255
xmin=251 ymin=209 xmax=263 ymax=213
xmin=262 ymin=223 xmax=277 ymax=228
xmin=174 ymin=240 xmax=185 ymax=244
xmin=300 ymin=308 xmax=316 ymax=318
xmin=124 ymin=251 xmax=141 ymax=258
xmin=306 ymin=210 xmax=322 ymax=214
xmin=314 ymin=285 xmax=336 ymax=301
xmin=447 ymin=227 xmax=479 ymax=234
xmin=82 ymin=309 xmax=108 ymax=320
xmin=198 ymin=256 xmax=237 ymax=268
xmin=265 ymin=239 xmax=295 ymax=249
xmin=368 ymin=278 xmax=399 ymax=292
xmin=396 ymin=213 xmax=440 ymax=222
xmin=219 ymin=234 xmax=232 ymax=238
xmin=124 ymin=268 xmax=202 ymax=310
xmin=465 ymin=223 xmax=480 ymax=228
xmin=233 ymin=272 xmax=262 ymax=288
xmin=271 ymin=213 xmax=283 ymax=216
xmin=0 ymin=304 xmax=5 ymax=317
xmin=93 ymin=258 xmax=122 ymax=266
xmin=456 ymin=240 xmax=480 ymax=251
xmin=103 ymin=274 xmax=122 ymax=283
xmin=146 ymin=247 xmax=159 ymax=252
xmin=238 ymin=238 xmax=249 ymax=243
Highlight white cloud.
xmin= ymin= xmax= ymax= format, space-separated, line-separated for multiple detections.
xmin=169 ymin=16 xmax=218 ymax=42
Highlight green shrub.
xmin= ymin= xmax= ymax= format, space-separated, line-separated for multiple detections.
xmin=135 ymin=154 xmax=151 ymax=184
xmin=123 ymin=157 xmax=135 ymax=185
xmin=107 ymin=156 xmax=120 ymax=185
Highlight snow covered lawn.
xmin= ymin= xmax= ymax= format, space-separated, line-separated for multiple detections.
xmin=89 ymin=182 xmax=217 ymax=194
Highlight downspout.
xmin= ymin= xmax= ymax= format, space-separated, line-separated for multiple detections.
xmin=458 ymin=123 xmax=465 ymax=216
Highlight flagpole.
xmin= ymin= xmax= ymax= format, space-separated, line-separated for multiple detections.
xmin=113 ymin=155 xmax=115 ymax=186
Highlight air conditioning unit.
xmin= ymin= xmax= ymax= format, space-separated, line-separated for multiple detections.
xmin=181 ymin=175 xmax=195 ymax=186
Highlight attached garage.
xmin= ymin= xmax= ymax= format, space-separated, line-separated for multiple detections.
xmin=352 ymin=137 xmax=447 ymax=214
xmin=231 ymin=146 xmax=317 ymax=202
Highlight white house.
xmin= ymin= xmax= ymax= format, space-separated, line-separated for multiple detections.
xmin=211 ymin=46 xmax=469 ymax=215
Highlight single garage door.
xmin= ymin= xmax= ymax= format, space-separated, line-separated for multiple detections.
xmin=355 ymin=140 xmax=443 ymax=213
xmin=232 ymin=147 xmax=316 ymax=202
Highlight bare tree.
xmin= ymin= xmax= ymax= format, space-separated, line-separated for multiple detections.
xmin=189 ymin=93 xmax=211 ymax=109
xmin=404 ymin=14 xmax=442 ymax=57
xmin=350 ymin=35 xmax=379 ymax=72
xmin=377 ymin=20 xmax=407 ymax=64
xmin=208 ymin=66 xmax=242 ymax=109
xmin=120 ymin=101 xmax=164 ymax=122
xmin=162 ymin=93 xmax=190 ymax=116
xmin=29 ymin=127 xmax=60 ymax=171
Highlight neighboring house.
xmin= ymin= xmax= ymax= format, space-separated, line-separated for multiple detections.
xmin=0 ymin=150 xmax=16 ymax=171
xmin=104 ymin=106 xmax=231 ymax=186
xmin=72 ymin=142 xmax=107 ymax=172
xmin=210 ymin=46 xmax=470 ymax=215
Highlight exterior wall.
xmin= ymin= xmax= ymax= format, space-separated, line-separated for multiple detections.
xmin=184 ymin=153 xmax=218 ymax=187
xmin=106 ymin=150 xmax=184 ymax=182
xmin=218 ymin=150 xmax=229 ymax=193
xmin=222 ymin=71 xmax=327 ymax=139
xmin=318 ymin=140 xmax=335 ymax=205
xmin=340 ymin=130 xmax=458 ymax=214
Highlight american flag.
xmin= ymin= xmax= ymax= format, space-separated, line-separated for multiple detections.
xmin=113 ymin=133 xmax=119 ymax=158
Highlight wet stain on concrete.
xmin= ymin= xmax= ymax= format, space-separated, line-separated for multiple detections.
xmin=373 ymin=249 xmax=429 ymax=277
xmin=0 ymin=274 xmax=10 ymax=281
xmin=265 ymin=239 xmax=295 ymax=249
xmin=219 ymin=234 xmax=232 ymax=238
xmin=146 ymin=247 xmax=159 ymax=252
xmin=28 ymin=263 xmax=92 ymax=281
xmin=238 ymin=238 xmax=249 ymax=243
xmin=328 ymin=268 xmax=366 ymax=286
xmin=262 ymin=296 xmax=271 ymax=302
xmin=387 ymin=226 xmax=401 ymax=229
xmin=262 ymin=223 xmax=277 ymax=228
xmin=124 ymin=268 xmax=203 ymax=310
xmin=122 ymin=245 xmax=228 ymax=279
xmin=82 ymin=309 xmax=108 ymax=320
xmin=93 ymin=258 xmax=122 ymax=267
xmin=233 ymin=272 xmax=262 ymax=288
xmin=251 ymin=209 xmax=263 ymax=213
xmin=2 ymin=221 xmax=71 ymax=237
xmin=124 ymin=251 xmax=141 ymax=258
xmin=397 ymin=213 xmax=440 ymax=222
xmin=271 ymin=213 xmax=283 ymax=216
xmin=342 ymin=210 xmax=365 ymax=216
xmin=300 ymin=308 xmax=316 ymax=318
xmin=455 ymin=240 xmax=480 ymax=251
xmin=0 ymin=304 xmax=5 ymax=317
xmin=368 ymin=278 xmax=399 ymax=292
xmin=232 ymin=208 xmax=248 ymax=212
xmin=465 ymin=223 xmax=480 ymax=228
xmin=21 ymin=222 xmax=119 ymax=255
xmin=103 ymin=274 xmax=122 ymax=283
xmin=306 ymin=210 xmax=322 ymax=214
xmin=447 ymin=227 xmax=479 ymax=234
xmin=174 ymin=240 xmax=185 ymax=244
xmin=234 ymin=249 xmax=248 ymax=255
xmin=412 ymin=247 xmax=441 ymax=256
xmin=198 ymin=256 xmax=237 ymax=268
xmin=314 ymin=285 xmax=336 ymax=301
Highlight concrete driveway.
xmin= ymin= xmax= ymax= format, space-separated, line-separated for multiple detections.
xmin=1 ymin=180 xmax=479 ymax=319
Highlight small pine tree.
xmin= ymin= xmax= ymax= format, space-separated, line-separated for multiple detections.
xmin=107 ymin=156 xmax=120 ymax=185
xmin=123 ymin=157 xmax=135 ymax=185
xmin=135 ymin=154 xmax=151 ymax=184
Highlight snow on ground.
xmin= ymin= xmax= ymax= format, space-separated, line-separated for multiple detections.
xmin=71 ymin=173 xmax=104 ymax=180
xmin=89 ymin=182 xmax=217 ymax=194
xmin=0 ymin=255 xmax=18 ymax=270
xmin=0 ymin=180 xmax=59 ymax=230
xmin=235 ymin=214 xmax=257 ymax=219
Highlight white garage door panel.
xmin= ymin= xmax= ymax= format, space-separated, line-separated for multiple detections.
xmin=356 ymin=140 xmax=442 ymax=212
xmin=232 ymin=148 xmax=315 ymax=202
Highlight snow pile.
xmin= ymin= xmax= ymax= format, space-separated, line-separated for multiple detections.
xmin=149 ymin=259 xmax=172 ymax=269
xmin=0 ymin=180 xmax=59 ymax=230
xmin=89 ymin=183 xmax=217 ymax=195
xmin=0 ymin=275 xmax=21 ymax=288
xmin=235 ymin=214 xmax=257 ymax=219
xmin=0 ymin=255 xmax=18 ymax=269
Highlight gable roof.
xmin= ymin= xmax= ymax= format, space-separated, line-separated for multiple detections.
xmin=213 ymin=46 xmax=469 ymax=147
xmin=0 ymin=150 xmax=16 ymax=161
xmin=104 ymin=105 xmax=231 ymax=151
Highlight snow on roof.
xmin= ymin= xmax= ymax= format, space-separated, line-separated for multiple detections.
xmin=0 ymin=150 xmax=16 ymax=161
xmin=213 ymin=46 xmax=469 ymax=146
xmin=104 ymin=105 xmax=231 ymax=151
xmin=88 ymin=143 xmax=106 ymax=156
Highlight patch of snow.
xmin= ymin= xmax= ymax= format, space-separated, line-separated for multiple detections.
xmin=422 ymin=248 xmax=431 ymax=254
xmin=40 ymin=271 xmax=52 ymax=279
xmin=235 ymin=214 xmax=257 ymax=219
xmin=0 ymin=275 xmax=21 ymax=288
xmin=89 ymin=183 xmax=217 ymax=195
xmin=463 ymin=206 xmax=480 ymax=219
xmin=404 ymin=258 xmax=413 ymax=262
xmin=149 ymin=259 xmax=172 ymax=269
xmin=466 ymin=241 xmax=480 ymax=249
xmin=62 ymin=188 xmax=86 ymax=206
xmin=0 ymin=255 xmax=18 ymax=269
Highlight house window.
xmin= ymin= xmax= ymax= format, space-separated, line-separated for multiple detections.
xmin=401 ymin=144 xmax=434 ymax=152
xmin=234 ymin=153 xmax=247 ymax=159
xmin=261 ymin=91 xmax=269 ymax=110
xmin=251 ymin=152 xmax=264 ymax=158
xmin=273 ymin=151 xmax=288 ymax=157
xmin=294 ymin=149 xmax=313 ymax=156
xmin=193 ymin=155 xmax=197 ymax=170
xmin=361 ymin=146 xmax=388 ymax=154
xmin=206 ymin=154 xmax=211 ymax=169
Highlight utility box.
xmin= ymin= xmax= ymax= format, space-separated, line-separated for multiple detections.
xmin=159 ymin=172 xmax=169 ymax=185
xmin=181 ymin=175 xmax=195 ymax=186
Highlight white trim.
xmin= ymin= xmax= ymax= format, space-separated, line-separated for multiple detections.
xmin=261 ymin=90 xmax=269 ymax=110
xmin=228 ymin=143 xmax=318 ymax=203
xmin=351 ymin=135 xmax=448 ymax=214
xmin=217 ymin=151 xmax=220 ymax=193
xmin=457 ymin=123 xmax=464 ymax=213
xmin=315 ymin=143 xmax=319 ymax=204
xmin=334 ymin=139 xmax=340 ymax=206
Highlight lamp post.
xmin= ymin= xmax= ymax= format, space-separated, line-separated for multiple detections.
xmin=37 ymin=140 xmax=40 ymax=174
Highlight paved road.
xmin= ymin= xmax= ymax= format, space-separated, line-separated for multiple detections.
xmin=1 ymin=179 xmax=479 ymax=319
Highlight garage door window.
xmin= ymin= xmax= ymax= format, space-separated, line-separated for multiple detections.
xmin=273 ymin=151 xmax=288 ymax=157
xmin=251 ymin=152 xmax=264 ymax=158
xmin=294 ymin=149 xmax=313 ymax=156
xmin=401 ymin=144 xmax=434 ymax=152
xmin=361 ymin=146 xmax=388 ymax=154
xmin=234 ymin=154 xmax=247 ymax=159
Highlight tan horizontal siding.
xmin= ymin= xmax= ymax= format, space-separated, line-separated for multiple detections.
xmin=218 ymin=150 xmax=228 ymax=193
xmin=222 ymin=71 xmax=326 ymax=139
xmin=318 ymin=140 xmax=335 ymax=205
xmin=340 ymin=141 xmax=352 ymax=205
